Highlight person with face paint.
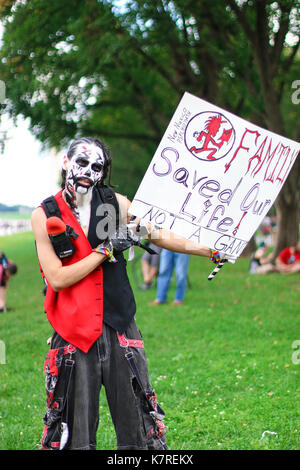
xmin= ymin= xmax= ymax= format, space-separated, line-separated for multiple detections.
xmin=32 ymin=136 xmax=216 ymax=450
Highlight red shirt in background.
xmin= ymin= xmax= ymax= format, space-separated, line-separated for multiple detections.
xmin=278 ymin=247 xmax=300 ymax=265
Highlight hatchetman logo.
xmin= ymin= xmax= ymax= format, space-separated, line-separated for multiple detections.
xmin=184 ymin=111 xmax=235 ymax=162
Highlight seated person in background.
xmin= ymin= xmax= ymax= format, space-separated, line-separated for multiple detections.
xmin=0 ymin=252 xmax=18 ymax=312
xmin=249 ymin=242 xmax=275 ymax=274
xmin=276 ymin=242 xmax=300 ymax=274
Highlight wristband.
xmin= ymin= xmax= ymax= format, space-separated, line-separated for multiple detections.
xmin=94 ymin=242 xmax=117 ymax=263
xmin=210 ymin=249 xmax=221 ymax=264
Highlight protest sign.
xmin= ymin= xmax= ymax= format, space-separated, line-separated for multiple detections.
xmin=129 ymin=92 xmax=300 ymax=261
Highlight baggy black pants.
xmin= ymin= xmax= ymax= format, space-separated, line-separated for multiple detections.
xmin=44 ymin=319 xmax=168 ymax=450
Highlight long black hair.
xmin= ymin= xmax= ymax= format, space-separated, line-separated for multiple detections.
xmin=61 ymin=136 xmax=116 ymax=189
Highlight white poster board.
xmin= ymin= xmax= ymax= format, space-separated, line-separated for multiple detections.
xmin=129 ymin=92 xmax=300 ymax=261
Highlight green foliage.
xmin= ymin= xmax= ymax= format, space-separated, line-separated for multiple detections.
xmin=1 ymin=1 xmax=298 ymax=163
xmin=0 ymin=231 xmax=300 ymax=450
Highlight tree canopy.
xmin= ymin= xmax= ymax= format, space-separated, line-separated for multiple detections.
xmin=0 ymin=0 xmax=299 ymax=252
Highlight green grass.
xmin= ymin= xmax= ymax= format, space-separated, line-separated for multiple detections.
xmin=0 ymin=231 xmax=299 ymax=450
xmin=0 ymin=212 xmax=32 ymax=220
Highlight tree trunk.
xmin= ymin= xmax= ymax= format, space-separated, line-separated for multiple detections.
xmin=241 ymin=235 xmax=256 ymax=257
xmin=273 ymin=156 xmax=300 ymax=259
xmin=244 ymin=1 xmax=300 ymax=260
xmin=258 ymin=92 xmax=299 ymax=261
xmin=272 ymin=118 xmax=300 ymax=259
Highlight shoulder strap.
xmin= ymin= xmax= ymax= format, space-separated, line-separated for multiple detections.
xmin=38 ymin=196 xmax=62 ymax=288
xmin=41 ymin=196 xmax=62 ymax=220
xmin=98 ymin=186 xmax=120 ymax=229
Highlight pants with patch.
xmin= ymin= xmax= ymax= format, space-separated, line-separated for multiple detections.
xmin=42 ymin=319 xmax=167 ymax=450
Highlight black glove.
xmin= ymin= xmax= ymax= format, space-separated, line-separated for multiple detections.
xmin=94 ymin=226 xmax=134 ymax=262
xmin=95 ymin=223 xmax=159 ymax=261
xmin=110 ymin=225 xmax=136 ymax=253
xmin=111 ymin=224 xmax=158 ymax=255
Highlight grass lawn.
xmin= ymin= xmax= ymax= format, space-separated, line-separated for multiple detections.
xmin=0 ymin=231 xmax=299 ymax=450
xmin=0 ymin=212 xmax=32 ymax=220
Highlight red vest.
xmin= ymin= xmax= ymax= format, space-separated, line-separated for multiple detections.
xmin=43 ymin=190 xmax=103 ymax=353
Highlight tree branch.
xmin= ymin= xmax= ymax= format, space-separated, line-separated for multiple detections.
xmin=79 ymin=127 xmax=158 ymax=143
xmin=226 ymin=0 xmax=256 ymax=45
xmin=255 ymin=0 xmax=271 ymax=74
xmin=278 ymin=38 xmax=300 ymax=99
xmin=283 ymin=37 xmax=300 ymax=72
xmin=129 ymin=37 xmax=182 ymax=93
xmin=271 ymin=5 xmax=292 ymax=77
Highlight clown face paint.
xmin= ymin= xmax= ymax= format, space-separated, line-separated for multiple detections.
xmin=64 ymin=143 xmax=106 ymax=225
xmin=66 ymin=143 xmax=106 ymax=195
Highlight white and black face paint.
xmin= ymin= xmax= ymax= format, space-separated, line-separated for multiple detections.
xmin=66 ymin=143 xmax=106 ymax=195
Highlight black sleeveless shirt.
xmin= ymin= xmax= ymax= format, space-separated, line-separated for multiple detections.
xmin=87 ymin=186 xmax=136 ymax=333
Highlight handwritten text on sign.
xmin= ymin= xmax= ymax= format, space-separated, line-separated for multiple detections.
xmin=129 ymin=92 xmax=299 ymax=260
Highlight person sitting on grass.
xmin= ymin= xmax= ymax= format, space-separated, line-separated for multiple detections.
xmin=0 ymin=252 xmax=18 ymax=313
xmin=250 ymin=241 xmax=300 ymax=275
xmin=275 ymin=241 xmax=300 ymax=274
xmin=249 ymin=242 xmax=275 ymax=274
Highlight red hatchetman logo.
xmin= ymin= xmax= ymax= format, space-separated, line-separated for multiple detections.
xmin=185 ymin=111 xmax=235 ymax=162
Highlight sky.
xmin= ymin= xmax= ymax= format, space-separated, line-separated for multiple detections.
xmin=0 ymin=21 xmax=61 ymax=209
xmin=0 ymin=114 xmax=61 ymax=208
